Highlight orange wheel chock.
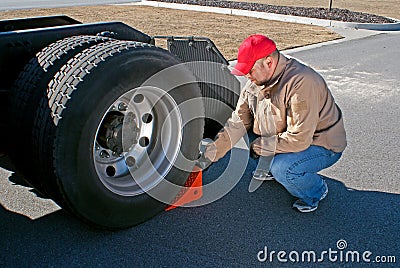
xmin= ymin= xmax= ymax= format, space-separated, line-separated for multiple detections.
xmin=165 ymin=169 xmax=203 ymax=211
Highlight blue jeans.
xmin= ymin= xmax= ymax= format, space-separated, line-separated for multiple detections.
xmin=267 ymin=145 xmax=342 ymax=206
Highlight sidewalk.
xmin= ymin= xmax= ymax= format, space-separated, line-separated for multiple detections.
xmin=123 ymin=0 xmax=400 ymax=31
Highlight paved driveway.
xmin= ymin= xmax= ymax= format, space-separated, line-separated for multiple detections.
xmin=0 ymin=24 xmax=399 ymax=268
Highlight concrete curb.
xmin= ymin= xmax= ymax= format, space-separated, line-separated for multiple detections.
xmin=126 ymin=0 xmax=400 ymax=31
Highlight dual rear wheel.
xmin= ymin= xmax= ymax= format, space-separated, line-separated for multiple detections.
xmin=9 ymin=36 xmax=204 ymax=229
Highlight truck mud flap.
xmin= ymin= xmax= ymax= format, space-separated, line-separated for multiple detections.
xmin=156 ymin=36 xmax=241 ymax=138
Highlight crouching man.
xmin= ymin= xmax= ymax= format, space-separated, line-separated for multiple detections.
xmin=202 ymin=34 xmax=347 ymax=212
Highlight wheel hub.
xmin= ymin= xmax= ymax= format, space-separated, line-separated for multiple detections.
xmin=97 ymin=112 xmax=134 ymax=156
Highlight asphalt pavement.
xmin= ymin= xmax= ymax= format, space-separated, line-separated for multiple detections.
xmin=0 ymin=2 xmax=399 ymax=267
xmin=0 ymin=0 xmax=139 ymax=10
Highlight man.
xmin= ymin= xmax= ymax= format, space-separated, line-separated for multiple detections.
xmin=202 ymin=34 xmax=347 ymax=212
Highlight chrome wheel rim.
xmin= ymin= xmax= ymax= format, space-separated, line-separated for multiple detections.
xmin=93 ymin=86 xmax=182 ymax=196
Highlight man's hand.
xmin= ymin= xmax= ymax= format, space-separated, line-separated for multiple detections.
xmin=250 ymin=140 xmax=260 ymax=159
xmin=250 ymin=136 xmax=276 ymax=159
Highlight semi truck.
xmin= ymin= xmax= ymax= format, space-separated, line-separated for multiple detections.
xmin=0 ymin=15 xmax=240 ymax=229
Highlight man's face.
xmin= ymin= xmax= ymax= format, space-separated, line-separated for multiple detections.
xmin=245 ymin=57 xmax=274 ymax=86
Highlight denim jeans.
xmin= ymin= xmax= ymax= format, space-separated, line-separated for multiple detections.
xmin=260 ymin=145 xmax=342 ymax=206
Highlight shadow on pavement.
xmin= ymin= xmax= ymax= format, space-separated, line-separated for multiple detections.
xmin=0 ymin=154 xmax=398 ymax=267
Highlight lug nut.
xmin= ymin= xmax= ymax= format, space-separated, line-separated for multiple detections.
xmin=100 ymin=150 xmax=110 ymax=158
xmin=118 ymin=102 xmax=127 ymax=111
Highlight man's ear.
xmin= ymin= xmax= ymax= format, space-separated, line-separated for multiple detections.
xmin=264 ymin=56 xmax=272 ymax=67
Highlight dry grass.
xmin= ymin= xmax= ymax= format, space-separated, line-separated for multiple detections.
xmin=232 ymin=0 xmax=400 ymax=20
xmin=0 ymin=5 xmax=341 ymax=60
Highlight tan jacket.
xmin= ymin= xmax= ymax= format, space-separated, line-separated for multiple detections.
xmin=205 ymin=54 xmax=347 ymax=162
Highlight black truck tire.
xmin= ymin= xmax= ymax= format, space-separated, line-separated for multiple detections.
xmin=7 ymin=35 xmax=112 ymax=196
xmin=32 ymin=40 xmax=204 ymax=229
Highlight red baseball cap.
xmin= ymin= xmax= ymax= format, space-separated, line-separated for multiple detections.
xmin=231 ymin=34 xmax=277 ymax=76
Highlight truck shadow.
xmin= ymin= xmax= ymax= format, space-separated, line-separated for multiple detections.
xmin=0 ymin=154 xmax=399 ymax=267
